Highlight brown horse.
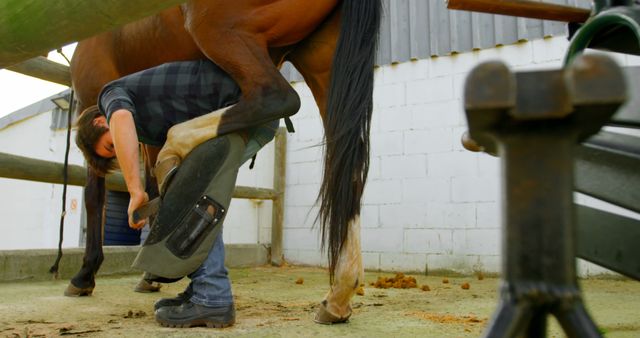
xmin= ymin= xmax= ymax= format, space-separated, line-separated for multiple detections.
xmin=68 ymin=0 xmax=381 ymax=323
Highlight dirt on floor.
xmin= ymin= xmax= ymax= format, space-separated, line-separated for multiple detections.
xmin=0 ymin=266 xmax=638 ymax=337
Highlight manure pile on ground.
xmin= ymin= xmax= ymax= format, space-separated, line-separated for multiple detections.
xmin=370 ymin=273 xmax=418 ymax=289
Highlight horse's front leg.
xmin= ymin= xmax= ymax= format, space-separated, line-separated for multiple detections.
xmin=66 ymin=169 xmax=105 ymax=296
xmin=316 ymin=217 xmax=363 ymax=324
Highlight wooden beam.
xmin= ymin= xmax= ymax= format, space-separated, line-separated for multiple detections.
xmin=270 ymin=128 xmax=287 ymax=266
xmin=0 ymin=0 xmax=186 ymax=68
xmin=6 ymin=56 xmax=71 ymax=86
xmin=233 ymin=186 xmax=278 ymax=200
xmin=0 ymin=151 xmax=127 ymax=191
xmin=447 ymin=0 xmax=591 ymax=23
xmin=0 ymin=151 xmax=278 ymax=200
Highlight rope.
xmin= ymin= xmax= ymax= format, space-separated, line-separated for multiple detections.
xmin=49 ymin=48 xmax=73 ymax=277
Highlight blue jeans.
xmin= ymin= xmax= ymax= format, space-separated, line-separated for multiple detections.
xmin=185 ymin=120 xmax=279 ymax=307
xmin=188 ymin=231 xmax=233 ymax=306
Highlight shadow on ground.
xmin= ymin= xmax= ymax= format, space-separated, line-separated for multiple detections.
xmin=0 ymin=266 xmax=638 ymax=337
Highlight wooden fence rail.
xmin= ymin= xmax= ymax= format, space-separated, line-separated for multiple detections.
xmin=447 ymin=0 xmax=591 ymax=23
xmin=6 ymin=57 xmax=71 ymax=87
xmin=0 ymin=0 xmax=188 ymax=68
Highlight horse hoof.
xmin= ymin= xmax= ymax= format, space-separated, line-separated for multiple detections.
xmin=64 ymin=283 xmax=94 ymax=297
xmin=154 ymin=157 xmax=180 ymax=196
xmin=314 ymin=301 xmax=351 ymax=325
xmin=134 ymin=279 xmax=162 ymax=293
xmin=461 ymin=131 xmax=484 ymax=153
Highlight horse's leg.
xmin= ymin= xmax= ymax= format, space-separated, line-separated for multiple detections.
xmin=181 ymin=1 xmax=301 ymax=137
xmin=66 ymin=170 xmax=105 ymax=296
xmin=287 ymin=9 xmax=363 ymax=323
xmin=67 ymin=40 xmax=121 ymax=296
xmin=154 ymin=106 xmax=234 ymax=191
xmin=318 ymin=219 xmax=363 ymax=323
xmin=287 ymin=0 xmax=380 ymax=322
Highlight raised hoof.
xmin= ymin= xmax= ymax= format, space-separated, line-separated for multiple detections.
xmin=64 ymin=283 xmax=94 ymax=297
xmin=461 ymin=131 xmax=484 ymax=153
xmin=154 ymin=156 xmax=180 ymax=196
xmin=134 ymin=279 xmax=162 ymax=293
xmin=314 ymin=302 xmax=351 ymax=325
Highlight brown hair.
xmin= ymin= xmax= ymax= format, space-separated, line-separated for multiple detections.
xmin=75 ymin=105 xmax=117 ymax=176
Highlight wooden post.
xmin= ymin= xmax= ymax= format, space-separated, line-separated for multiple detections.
xmin=447 ymin=0 xmax=591 ymax=23
xmin=6 ymin=57 xmax=71 ymax=86
xmin=270 ymin=127 xmax=287 ymax=266
xmin=0 ymin=0 xmax=187 ymax=68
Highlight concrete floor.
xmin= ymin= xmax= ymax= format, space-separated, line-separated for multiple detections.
xmin=0 ymin=266 xmax=638 ymax=337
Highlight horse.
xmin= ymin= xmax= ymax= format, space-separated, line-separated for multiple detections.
xmin=67 ymin=0 xmax=381 ymax=323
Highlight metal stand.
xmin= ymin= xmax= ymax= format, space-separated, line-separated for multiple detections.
xmin=464 ymin=54 xmax=627 ymax=338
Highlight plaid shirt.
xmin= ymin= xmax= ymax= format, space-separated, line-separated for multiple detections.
xmin=98 ymin=60 xmax=276 ymax=147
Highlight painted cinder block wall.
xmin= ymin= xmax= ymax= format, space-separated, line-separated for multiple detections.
xmin=0 ymin=112 xmax=85 ymax=249
xmin=281 ymin=36 xmax=640 ymax=277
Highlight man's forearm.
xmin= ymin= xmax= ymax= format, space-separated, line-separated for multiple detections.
xmin=109 ymin=109 xmax=144 ymax=195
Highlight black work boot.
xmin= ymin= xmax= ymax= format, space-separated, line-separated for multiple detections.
xmin=155 ymin=300 xmax=235 ymax=328
xmin=153 ymin=290 xmax=192 ymax=311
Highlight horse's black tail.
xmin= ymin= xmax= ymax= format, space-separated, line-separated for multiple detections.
xmin=319 ymin=0 xmax=381 ymax=282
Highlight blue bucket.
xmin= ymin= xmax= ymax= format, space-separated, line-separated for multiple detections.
xmin=104 ymin=190 xmax=141 ymax=246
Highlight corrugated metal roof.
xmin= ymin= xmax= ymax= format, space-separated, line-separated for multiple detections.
xmin=281 ymin=0 xmax=591 ymax=82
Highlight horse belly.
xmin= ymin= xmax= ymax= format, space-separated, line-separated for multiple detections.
xmin=114 ymin=9 xmax=204 ymax=75
xmin=72 ymin=8 xmax=205 ymax=107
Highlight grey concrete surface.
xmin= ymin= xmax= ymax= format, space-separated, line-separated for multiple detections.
xmin=0 ymin=244 xmax=269 ymax=282
xmin=0 ymin=266 xmax=638 ymax=337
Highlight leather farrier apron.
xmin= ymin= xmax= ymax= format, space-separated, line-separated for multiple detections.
xmin=132 ymin=133 xmax=246 ymax=279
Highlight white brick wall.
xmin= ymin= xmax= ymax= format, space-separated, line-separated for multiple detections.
xmin=0 ymin=111 xmax=85 ymax=250
xmin=280 ymin=36 xmax=640 ymax=276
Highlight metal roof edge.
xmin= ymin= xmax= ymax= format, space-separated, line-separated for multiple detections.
xmin=0 ymin=89 xmax=70 ymax=131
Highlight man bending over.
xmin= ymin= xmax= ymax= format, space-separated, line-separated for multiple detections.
xmin=75 ymin=59 xmax=280 ymax=328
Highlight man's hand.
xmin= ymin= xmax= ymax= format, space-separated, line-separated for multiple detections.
xmin=128 ymin=190 xmax=149 ymax=229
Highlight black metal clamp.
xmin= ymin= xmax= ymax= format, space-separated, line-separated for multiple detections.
xmin=464 ymin=54 xmax=627 ymax=337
